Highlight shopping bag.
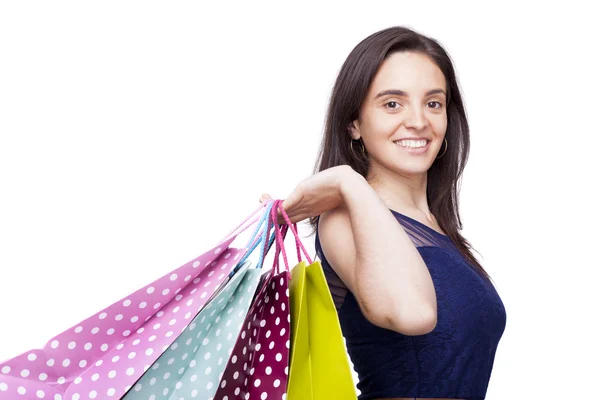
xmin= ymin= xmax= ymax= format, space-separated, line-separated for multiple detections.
xmin=213 ymin=200 xmax=294 ymax=400
xmin=0 ymin=204 xmax=271 ymax=400
xmin=122 ymin=201 xmax=276 ymax=400
xmin=123 ymin=261 xmax=263 ymax=400
xmin=253 ymin=202 xmax=354 ymax=399
xmin=287 ymin=260 xmax=356 ymax=399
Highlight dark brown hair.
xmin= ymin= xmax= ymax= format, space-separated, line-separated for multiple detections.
xmin=310 ymin=26 xmax=490 ymax=280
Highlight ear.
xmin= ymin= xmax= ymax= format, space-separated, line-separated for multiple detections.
xmin=348 ymin=120 xmax=361 ymax=140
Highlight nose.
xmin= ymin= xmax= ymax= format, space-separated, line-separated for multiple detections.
xmin=404 ymin=104 xmax=427 ymax=131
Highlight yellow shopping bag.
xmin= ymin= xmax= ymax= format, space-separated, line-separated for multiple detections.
xmin=287 ymin=260 xmax=357 ymax=399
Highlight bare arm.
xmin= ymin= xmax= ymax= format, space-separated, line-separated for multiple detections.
xmin=318 ymin=168 xmax=437 ymax=335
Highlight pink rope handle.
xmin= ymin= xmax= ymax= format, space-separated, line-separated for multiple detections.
xmin=271 ymin=200 xmax=290 ymax=275
xmin=252 ymin=202 xmax=286 ymax=299
xmin=220 ymin=202 xmax=268 ymax=243
xmin=260 ymin=200 xmax=287 ymax=265
xmin=276 ymin=201 xmax=313 ymax=264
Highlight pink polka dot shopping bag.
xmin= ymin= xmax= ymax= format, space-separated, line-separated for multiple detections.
xmin=0 ymin=203 xmax=274 ymax=400
xmin=121 ymin=202 xmax=276 ymax=400
xmin=212 ymin=200 xmax=311 ymax=400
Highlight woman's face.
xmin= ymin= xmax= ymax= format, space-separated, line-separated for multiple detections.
xmin=350 ymin=51 xmax=448 ymax=179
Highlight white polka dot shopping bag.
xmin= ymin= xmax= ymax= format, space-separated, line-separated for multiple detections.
xmin=213 ymin=200 xmax=308 ymax=400
xmin=0 ymin=204 xmax=273 ymax=400
xmin=122 ymin=203 xmax=275 ymax=400
xmin=122 ymin=262 xmax=263 ymax=400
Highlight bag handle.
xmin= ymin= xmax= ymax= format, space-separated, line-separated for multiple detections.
xmin=275 ymin=200 xmax=313 ymax=264
xmin=219 ymin=202 xmax=269 ymax=243
xmin=272 ymin=200 xmax=290 ymax=275
xmin=270 ymin=199 xmax=314 ymax=275
xmin=235 ymin=201 xmax=275 ymax=272
xmin=259 ymin=199 xmax=283 ymax=270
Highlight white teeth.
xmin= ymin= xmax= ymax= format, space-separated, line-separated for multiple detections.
xmin=395 ymin=139 xmax=427 ymax=148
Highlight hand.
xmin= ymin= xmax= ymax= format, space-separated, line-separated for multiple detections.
xmin=260 ymin=165 xmax=359 ymax=224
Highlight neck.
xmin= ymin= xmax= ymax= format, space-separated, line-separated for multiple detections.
xmin=366 ymin=162 xmax=431 ymax=215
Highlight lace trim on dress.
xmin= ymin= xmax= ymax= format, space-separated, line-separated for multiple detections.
xmin=315 ymin=209 xmax=458 ymax=310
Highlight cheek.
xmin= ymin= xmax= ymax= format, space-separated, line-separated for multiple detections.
xmin=363 ymin=113 xmax=400 ymax=138
xmin=434 ymin=115 xmax=448 ymax=134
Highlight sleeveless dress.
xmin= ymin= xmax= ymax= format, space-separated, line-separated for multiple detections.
xmin=314 ymin=209 xmax=506 ymax=400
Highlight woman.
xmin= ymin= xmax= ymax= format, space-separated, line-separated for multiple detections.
xmin=261 ymin=26 xmax=506 ymax=400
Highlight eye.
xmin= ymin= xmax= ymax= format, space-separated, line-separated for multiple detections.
xmin=384 ymin=101 xmax=401 ymax=109
xmin=428 ymin=101 xmax=443 ymax=109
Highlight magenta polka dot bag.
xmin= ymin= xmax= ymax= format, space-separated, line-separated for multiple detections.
xmin=0 ymin=205 xmax=272 ymax=400
xmin=213 ymin=200 xmax=307 ymax=400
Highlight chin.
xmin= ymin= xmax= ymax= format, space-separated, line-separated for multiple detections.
xmin=379 ymin=164 xmax=429 ymax=178
xmin=394 ymin=159 xmax=434 ymax=175
xmin=397 ymin=167 xmax=430 ymax=177
xmin=370 ymin=155 xmax=433 ymax=178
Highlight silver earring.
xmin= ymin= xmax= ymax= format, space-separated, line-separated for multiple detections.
xmin=350 ymin=139 xmax=366 ymax=158
xmin=436 ymin=138 xmax=448 ymax=159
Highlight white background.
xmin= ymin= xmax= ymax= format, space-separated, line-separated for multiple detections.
xmin=1 ymin=1 xmax=599 ymax=399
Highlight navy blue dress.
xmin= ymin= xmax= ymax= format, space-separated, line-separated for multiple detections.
xmin=314 ymin=209 xmax=506 ymax=400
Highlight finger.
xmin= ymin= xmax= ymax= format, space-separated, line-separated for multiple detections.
xmin=281 ymin=189 xmax=302 ymax=212
xmin=289 ymin=213 xmax=309 ymax=225
xmin=277 ymin=207 xmax=307 ymax=225
xmin=269 ymin=201 xmax=290 ymax=225
xmin=259 ymin=193 xmax=273 ymax=203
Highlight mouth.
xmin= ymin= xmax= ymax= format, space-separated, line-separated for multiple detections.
xmin=393 ymin=139 xmax=431 ymax=154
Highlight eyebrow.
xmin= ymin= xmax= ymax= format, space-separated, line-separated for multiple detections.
xmin=374 ymin=88 xmax=446 ymax=99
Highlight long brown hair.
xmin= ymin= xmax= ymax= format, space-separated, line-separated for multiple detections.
xmin=309 ymin=26 xmax=490 ymax=280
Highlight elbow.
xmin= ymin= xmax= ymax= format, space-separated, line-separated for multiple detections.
xmin=393 ymin=305 xmax=437 ymax=335
xmin=361 ymin=301 xmax=438 ymax=336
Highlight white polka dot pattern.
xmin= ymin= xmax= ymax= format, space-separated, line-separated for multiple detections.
xmin=122 ymin=263 xmax=262 ymax=399
xmin=213 ymin=269 xmax=290 ymax=399
xmin=0 ymin=237 xmax=245 ymax=400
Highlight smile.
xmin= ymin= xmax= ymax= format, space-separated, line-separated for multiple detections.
xmin=393 ymin=139 xmax=430 ymax=154
xmin=395 ymin=139 xmax=427 ymax=148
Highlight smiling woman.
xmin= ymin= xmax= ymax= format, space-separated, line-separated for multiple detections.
xmin=262 ymin=25 xmax=505 ymax=400
xmin=348 ymin=51 xmax=449 ymax=178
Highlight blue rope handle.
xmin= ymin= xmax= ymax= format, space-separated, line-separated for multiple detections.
xmin=231 ymin=201 xmax=276 ymax=275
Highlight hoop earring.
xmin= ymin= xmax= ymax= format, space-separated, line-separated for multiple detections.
xmin=350 ymin=139 xmax=366 ymax=158
xmin=436 ymin=138 xmax=448 ymax=159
